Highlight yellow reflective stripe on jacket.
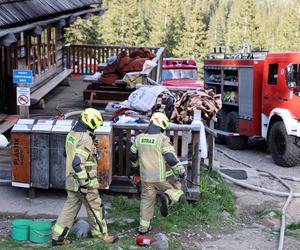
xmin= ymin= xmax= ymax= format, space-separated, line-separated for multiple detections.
xmin=140 ymin=218 xmax=150 ymax=227
xmin=130 ymin=144 xmax=137 ymax=154
xmin=166 ymin=170 xmax=173 ymax=177
xmin=89 ymin=178 xmax=99 ymax=187
xmin=75 ymin=170 xmax=88 ymax=180
xmin=53 ymin=224 xmax=64 ymax=235
xmin=75 ymin=149 xmax=89 ymax=158
xmin=131 ymin=161 xmax=138 ymax=168
xmin=66 ymin=134 xmax=78 ymax=158
xmin=84 ymin=161 xmax=97 ymax=167
xmin=157 ymin=137 xmax=165 ymax=182
xmin=162 ymin=146 xmax=175 ymax=154
xmin=66 ymin=134 xmax=77 ymax=145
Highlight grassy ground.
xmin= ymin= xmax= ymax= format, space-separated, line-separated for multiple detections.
xmin=256 ymin=208 xmax=282 ymax=219
xmin=286 ymin=222 xmax=300 ymax=241
xmin=0 ymin=170 xmax=236 ymax=249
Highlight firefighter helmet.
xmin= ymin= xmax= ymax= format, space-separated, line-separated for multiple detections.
xmin=81 ymin=108 xmax=103 ymax=130
xmin=150 ymin=112 xmax=170 ymax=130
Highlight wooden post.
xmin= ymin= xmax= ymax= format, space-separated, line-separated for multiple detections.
xmin=191 ymin=110 xmax=202 ymax=185
xmin=18 ymin=105 xmax=29 ymax=118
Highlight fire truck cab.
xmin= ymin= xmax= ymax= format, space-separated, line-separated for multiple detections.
xmin=204 ymin=52 xmax=300 ymax=167
xmin=162 ymin=58 xmax=203 ymax=87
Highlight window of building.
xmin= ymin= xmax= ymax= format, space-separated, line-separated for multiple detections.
xmin=268 ymin=64 xmax=278 ymax=85
xmin=17 ymin=32 xmax=26 ymax=59
xmin=26 ymin=26 xmax=58 ymax=76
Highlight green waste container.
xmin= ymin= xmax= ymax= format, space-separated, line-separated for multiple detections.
xmin=11 ymin=219 xmax=33 ymax=241
xmin=29 ymin=220 xmax=51 ymax=243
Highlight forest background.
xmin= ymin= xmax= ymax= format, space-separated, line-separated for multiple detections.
xmin=65 ymin=0 xmax=300 ymax=73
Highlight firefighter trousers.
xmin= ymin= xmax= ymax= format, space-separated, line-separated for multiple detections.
xmin=52 ymin=189 xmax=107 ymax=241
xmin=139 ymin=180 xmax=183 ymax=228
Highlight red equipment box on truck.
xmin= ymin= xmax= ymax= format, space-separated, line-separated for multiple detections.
xmin=204 ymin=52 xmax=300 ymax=167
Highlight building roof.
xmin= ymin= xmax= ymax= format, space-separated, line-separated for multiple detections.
xmin=0 ymin=0 xmax=100 ymax=28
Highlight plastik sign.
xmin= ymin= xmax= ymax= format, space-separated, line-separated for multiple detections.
xmin=13 ymin=70 xmax=33 ymax=84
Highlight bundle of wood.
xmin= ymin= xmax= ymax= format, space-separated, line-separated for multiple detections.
xmin=171 ymin=89 xmax=222 ymax=124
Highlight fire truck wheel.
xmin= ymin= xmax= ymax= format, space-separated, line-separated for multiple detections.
xmin=269 ymin=121 xmax=300 ymax=167
xmin=215 ymin=110 xmax=226 ymax=144
xmin=225 ymin=111 xmax=248 ymax=150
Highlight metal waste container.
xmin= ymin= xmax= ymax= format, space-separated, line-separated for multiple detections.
xmin=11 ymin=119 xmax=35 ymax=188
xmin=50 ymin=120 xmax=74 ymax=189
xmin=31 ymin=120 xmax=54 ymax=189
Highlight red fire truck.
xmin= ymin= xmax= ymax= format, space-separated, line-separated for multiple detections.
xmin=204 ymin=52 xmax=300 ymax=167
xmin=162 ymin=58 xmax=203 ymax=87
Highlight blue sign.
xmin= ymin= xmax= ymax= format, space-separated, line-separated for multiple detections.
xmin=13 ymin=70 xmax=33 ymax=84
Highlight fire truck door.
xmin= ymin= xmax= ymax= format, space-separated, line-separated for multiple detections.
xmin=262 ymin=64 xmax=279 ymax=115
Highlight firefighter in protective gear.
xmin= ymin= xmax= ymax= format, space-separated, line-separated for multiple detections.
xmin=52 ymin=108 xmax=117 ymax=246
xmin=129 ymin=112 xmax=185 ymax=235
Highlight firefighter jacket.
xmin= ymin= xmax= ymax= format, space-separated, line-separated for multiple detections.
xmin=65 ymin=130 xmax=99 ymax=190
xmin=130 ymin=133 xmax=179 ymax=182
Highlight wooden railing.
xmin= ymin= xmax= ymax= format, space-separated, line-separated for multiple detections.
xmin=111 ymin=121 xmax=215 ymax=200
xmin=64 ymin=44 xmax=165 ymax=83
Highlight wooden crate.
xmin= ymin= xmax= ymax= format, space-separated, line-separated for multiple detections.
xmin=110 ymin=121 xmax=214 ymax=200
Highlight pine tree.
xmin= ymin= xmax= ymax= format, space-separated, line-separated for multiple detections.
xmin=208 ymin=0 xmax=232 ymax=50
xmin=149 ymin=0 xmax=186 ymax=55
xmin=101 ymin=0 xmax=128 ymax=44
xmin=121 ymin=0 xmax=148 ymax=45
xmin=162 ymin=0 xmax=186 ymax=55
xmin=101 ymin=0 xmax=150 ymax=45
xmin=259 ymin=0 xmax=284 ymax=51
xmin=175 ymin=1 xmax=208 ymax=78
xmin=226 ymin=0 xmax=262 ymax=52
xmin=275 ymin=0 xmax=300 ymax=51
xmin=65 ymin=16 xmax=103 ymax=44
xmin=148 ymin=0 xmax=172 ymax=47
xmin=65 ymin=0 xmax=300 ymax=54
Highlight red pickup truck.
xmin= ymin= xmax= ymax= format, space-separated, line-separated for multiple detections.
xmin=162 ymin=58 xmax=203 ymax=87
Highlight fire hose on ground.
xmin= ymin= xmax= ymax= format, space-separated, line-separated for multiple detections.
xmin=216 ymin=147 xmax=297 ymax=250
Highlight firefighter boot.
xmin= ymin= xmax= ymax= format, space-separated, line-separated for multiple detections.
xmin=159 ymin=193 xmax=170 ymax=217
xmin=138 ymin=225 xmax=153 ymax=235
xmin=51 ymin=239 xmax=72 ymax=246
xmin=103 ymin=233 xmax=119 ymax=243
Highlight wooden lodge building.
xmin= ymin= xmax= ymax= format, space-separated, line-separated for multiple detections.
xmin=0 ymin=0 xmax=103 ymax=116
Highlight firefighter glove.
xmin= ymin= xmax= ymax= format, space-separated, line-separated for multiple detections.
xmin=171 ymin=165 xmax=186 ymax=179
xmin=79 ymin=184 xmax=88 ymax=196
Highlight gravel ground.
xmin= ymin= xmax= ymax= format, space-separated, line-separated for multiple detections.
xmin=210 ymin=143 xmax=300 ymax=249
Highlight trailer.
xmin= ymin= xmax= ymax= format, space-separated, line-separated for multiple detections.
xmin=204 ymin=51 xmax=300 ymax=167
